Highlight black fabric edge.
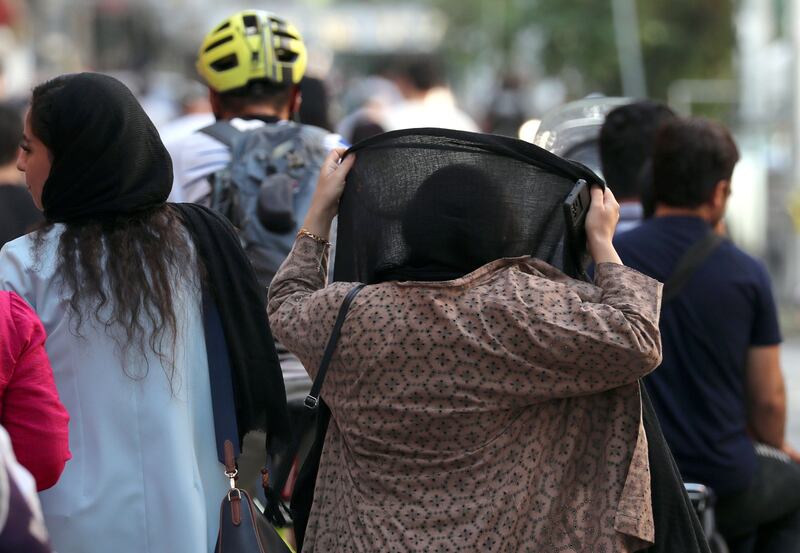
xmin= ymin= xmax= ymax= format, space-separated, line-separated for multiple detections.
xmin=346 ymin=127 xmax=605 ymax=188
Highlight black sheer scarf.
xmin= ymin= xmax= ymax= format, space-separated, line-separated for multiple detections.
xmin=36 ymin=72 xmax=289 ymax=448
xmin=334 ymin=128 xmax=603 ymax=284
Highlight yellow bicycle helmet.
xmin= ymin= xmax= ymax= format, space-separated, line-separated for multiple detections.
xmin=197 ymin=10 xmax=307 ymax=93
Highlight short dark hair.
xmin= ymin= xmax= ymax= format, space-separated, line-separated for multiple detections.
xmin=217 ymin=78 xmax=294 ymax=114
xmin=389 ymin=56 xmax=444 ymax=92
xmin=653 ymin=118 xmax=739 ymax=208
xmin=0 ymin=102 xmax=23 ymax=165
xmin=599 ymin=101 xmax=676 ymax=200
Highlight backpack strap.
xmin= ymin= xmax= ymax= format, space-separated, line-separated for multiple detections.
xmin=199 ymin=120 xmax=244 ymax=149
xmin=662 ymin=232 xmax=724 ymax=303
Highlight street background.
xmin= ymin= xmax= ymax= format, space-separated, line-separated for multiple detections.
xmin=783 ymin=340 xmax=800 ymax=443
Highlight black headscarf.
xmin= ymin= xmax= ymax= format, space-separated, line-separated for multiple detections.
xmin=32 ymin=72 xmax=290 ymax=449
xmin=37 ymin=72 xmax=172 ymax=222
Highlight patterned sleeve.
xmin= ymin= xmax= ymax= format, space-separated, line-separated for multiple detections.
xmin=267 ymin=236 xmax=355 ymax=378
xmin=487 ymin=262 xmax=663 ymax=403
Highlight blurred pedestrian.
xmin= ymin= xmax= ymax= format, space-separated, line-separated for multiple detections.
xmin=599 ymin=101 xmax=676 ymax=233
xmin=0 ymin=425 xmax=53 ymax=553
xmin=0 ymin=72 xmax=289 ymax=553
xmin=299 ymin=76 xmax=333 ymax=131
xmin=0 ymin=103 xmax=42 ymax=247
xmin=383 ymin=56 xmax=479 ymax=132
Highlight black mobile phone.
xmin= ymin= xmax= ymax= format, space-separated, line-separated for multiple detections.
xmin=562 ymin=179 xmax=592 ymax=278
xmin=563 ymin=179 xmax=590 ymax=233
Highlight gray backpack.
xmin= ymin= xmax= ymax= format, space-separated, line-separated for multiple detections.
xmin=200 ymin=120 xmax=329 ymax=288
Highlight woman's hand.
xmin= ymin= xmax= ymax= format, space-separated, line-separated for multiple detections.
xmin=302 ymin=148 xmax=356 ymax=240
xmin=585 ymin=185 xmax=622 ymax=265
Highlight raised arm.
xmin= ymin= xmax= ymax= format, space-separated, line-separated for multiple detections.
xmin=268 ymin=149 xmax=356 ymax=375
xmin=491 ymin=186 xmax=662 ymax=403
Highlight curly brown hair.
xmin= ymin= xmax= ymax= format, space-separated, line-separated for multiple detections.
xmin=30 ymin=78 xmax=196 ymax=387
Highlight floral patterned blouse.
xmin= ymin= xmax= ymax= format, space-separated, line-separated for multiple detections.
xmin=268 ymin=235 xmax=663 ymax=552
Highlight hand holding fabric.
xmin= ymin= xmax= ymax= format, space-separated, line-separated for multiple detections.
xmin=302 ymin=148 xmax=355 ymax=240
xmin=585 ymin=185 xmax=623 ymax=265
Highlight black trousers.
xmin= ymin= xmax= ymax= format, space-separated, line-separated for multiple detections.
xmin=716 ymin=446 xmax=800 ymax=553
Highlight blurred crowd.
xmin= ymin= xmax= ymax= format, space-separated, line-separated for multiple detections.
xmin=1 ymin=5 xmax=800 ymax=553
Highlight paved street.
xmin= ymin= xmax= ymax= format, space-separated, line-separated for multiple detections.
xmin=784 ymin=339 xmax=800 ymax=446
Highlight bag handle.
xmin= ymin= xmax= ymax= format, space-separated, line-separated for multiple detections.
xmin=203 ymin=291 xmax=241 ymax=463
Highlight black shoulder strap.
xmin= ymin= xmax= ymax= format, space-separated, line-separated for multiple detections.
xmin=662 ymin=232 xmax=724 ymax=303
xmin=305 ymin=283 xmax=366 ymax=408
xmin=270 ymin=284 xmax=365 ymax=499
xmin=199 ymin=120 xmax=244 ymax=148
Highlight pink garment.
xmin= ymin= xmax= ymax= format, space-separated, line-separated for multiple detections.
xmin=0 ymin=291 xmax=70 ymax=490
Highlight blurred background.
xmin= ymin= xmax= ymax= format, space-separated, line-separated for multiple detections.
xmin=3 ymin=0 xmax=800 ymax=318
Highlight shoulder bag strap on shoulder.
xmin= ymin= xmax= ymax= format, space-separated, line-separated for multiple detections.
xmin=199 ymin=120 xmax=244 ymax=149
xmin=662 ymin=232 xmax=725 ymax=303
xmin=304 ymin=284 xmax=366 ymax=409
xmin=268 ymin=283 xmax=365 ymax=498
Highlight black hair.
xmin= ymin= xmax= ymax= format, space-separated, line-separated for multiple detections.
xmin=653 ymin=118 xmax=740 ymax=208
xmin=599 ymin=101 xmax=676 ymax=200
xmin=30 ymin=76 xmax=193 ymax=388
xmin=298 ymin=76 xmax=332 ymax=131
xmin=218 ymin=78 xmax=294 ymax=113
xmin=0 ymin=103 xmax=22 ymax=166
xmin=390 ymin=56 xmax=444 ymax=92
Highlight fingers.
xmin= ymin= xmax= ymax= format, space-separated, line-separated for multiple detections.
xmin=590 ymin=185 xmax=604 ymax=207
xmin=322 ymin=148 xmax=347 ymax=174
xmin=338 ymin=152 xmax=355 ymax=173
xmin=323 ymin=148 xmax=355 ymax=177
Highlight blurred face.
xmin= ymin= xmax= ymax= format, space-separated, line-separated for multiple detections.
xmin=17 ymin=110 xmax=52 ymax=210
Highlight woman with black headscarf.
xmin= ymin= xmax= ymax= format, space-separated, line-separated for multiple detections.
xmin=268 ymin=146 xmax=667 ymax=551
xmin=0 ymin=73 xmax=290 ymax=553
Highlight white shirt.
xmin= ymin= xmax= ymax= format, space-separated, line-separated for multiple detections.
xmin=383 ymin=88 xmax=479 ymax=133
xmin=169 ymin=117 xmax=344 ymax=205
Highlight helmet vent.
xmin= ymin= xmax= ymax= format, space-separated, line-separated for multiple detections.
xmin=275 ymin=48 xmax=298 ymax=63
xmin=214 ymin=21 xmax=231 ymax=33
xmin=204 ymin=35 xmax=233 ymax=53
xmin=243 ymin=14 xmax=259 ymax=34
xmin=210 ymin=54 xmax=238 ymax=72
xmin=273 ymin=30 xmax=297 ymax=40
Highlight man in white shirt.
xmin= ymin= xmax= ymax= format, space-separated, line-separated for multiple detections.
xmin=170 ymin=10 xmax=343 ymax=206
xmin=170 ymin=10 xmax=344 ymax=407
